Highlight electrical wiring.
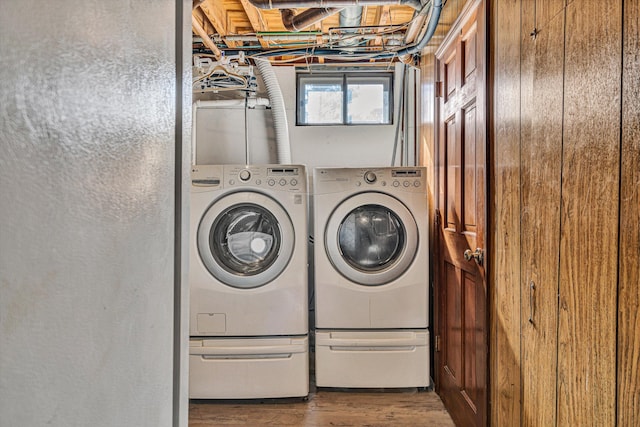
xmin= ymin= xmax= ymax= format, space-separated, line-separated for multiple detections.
xmin=239 ymin=0 xmax=441 ymax=61
xmin=245 ymin=20 xmax=408 ymax=59
xmin=192 ymin=0 xmax=441 ymax=68
xmin=261 ymin=54 xmax=316 ymax=64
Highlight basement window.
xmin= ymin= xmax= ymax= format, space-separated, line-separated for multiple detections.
xmin=296 ymin=73 xmax=393 ymax=125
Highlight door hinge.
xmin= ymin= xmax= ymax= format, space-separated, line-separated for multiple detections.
xmin=434 ymin=208 xmax=441 ymax=227
xmin=435 ymin=335 xmax=441 ymax=352
xmin=435 ymin=81 xmax=443 ymax=98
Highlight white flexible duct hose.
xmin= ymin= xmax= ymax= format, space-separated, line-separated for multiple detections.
xmin=254 ymin=58 xmax=292 ymax=164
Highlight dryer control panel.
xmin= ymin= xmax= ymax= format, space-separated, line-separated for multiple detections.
xmin=314 ymin=167 xmax=426 ymax=194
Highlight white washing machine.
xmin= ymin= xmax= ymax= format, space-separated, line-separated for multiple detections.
xmin=313 ymin=167 xmax=430 ymax=388
xmin=189 ymin=164 xmax=308 ymax=399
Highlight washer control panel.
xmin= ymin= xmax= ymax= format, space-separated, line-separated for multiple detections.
xmin=224 ymin=165 xmax=306 ymax=192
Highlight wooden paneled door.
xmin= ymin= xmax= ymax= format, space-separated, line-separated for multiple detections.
xmin=434 ymin=1 xmax=487 ymax=426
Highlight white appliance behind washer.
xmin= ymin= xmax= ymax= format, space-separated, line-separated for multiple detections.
xmin=189 ymin=164 xmax=308 ymax=399
xmin=313 ymin=167 xmax=429 ymax=388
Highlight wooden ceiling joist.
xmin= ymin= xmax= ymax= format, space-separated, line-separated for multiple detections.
xmin=192 ymin=0 xmax=417 ymax=64
xmin=192 ymin=13 xmax=222 ymax=58
xmin=374 ymin=5 xmax=391 ymax=45
xmin=199 ymin=0 xmax=240 ymax=48
xmin=239 ymin=0 xmax=270 ymax=48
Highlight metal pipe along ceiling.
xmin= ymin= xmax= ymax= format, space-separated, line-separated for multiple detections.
xmin=247 ymin=0 xmax=423 ymax=11
xmin=339 ymin=6 xmax=363 ymax=28
xmin=280 ymin=7 xmax=343 ymax=32
xmin=251 ymin=0 xmax=442 ymax=61
xmin=338 ymin=6 xmax=363 ymax=46
xmin=394 ymin=0 xmax=441 ymax=56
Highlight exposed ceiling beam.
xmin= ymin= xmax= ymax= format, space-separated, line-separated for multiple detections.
xmin=200 ymin=0 xmax=240 ymax=48
xmin=238 ymin=0 xmax=270 ymax=48
xmin=192 ymin=13 xmax=222 ymax=58
xmin=373 ymin=5 xmax=391 ymax=45
xmin=192 ymin=7 xmax=212 ymax=35
xmin=361 ymin=5 xmax=371 ymax=26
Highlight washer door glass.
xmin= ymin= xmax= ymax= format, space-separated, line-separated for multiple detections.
xmin=338 ymin=205 xmax=404 ymax=272
xmin=211 ymin=204 xmax=281 ymax=276
xmin=198 ymin=192 xmax=295 ymax=289
xmin=325 ymin=193 xmax=418 ymax=286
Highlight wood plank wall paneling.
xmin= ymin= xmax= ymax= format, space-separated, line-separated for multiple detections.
xmin=427 ymin=1 xmax=639 ymax=425
xmin=533 ymin=0 xmax=564 ymax=30
xmin=618 ymin=1 xmax=640 ymax=425
xmin=489 ymin=0 xmax=521 ymax=426
xmin=557 ymin=1 xmax=622 ymax=425
xmin=486 ymin=1 xmax=640 ymax=425
xmin=519 ymin=2 xmax=563 ymax=426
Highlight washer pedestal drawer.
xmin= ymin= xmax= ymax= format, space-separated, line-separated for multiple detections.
xmin=189 ymin=336 xmax=309 ymax=399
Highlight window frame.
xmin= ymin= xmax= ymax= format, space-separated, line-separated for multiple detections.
xmin=296 ymin=72 xmax=394 ymax=126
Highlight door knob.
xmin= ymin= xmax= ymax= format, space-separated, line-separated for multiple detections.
xmin=463 ymin=248 xmax=484 ymax=265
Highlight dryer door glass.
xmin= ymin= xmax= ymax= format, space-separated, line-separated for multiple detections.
xmin=325 ymin=192 xmax=418 ymax=286
xmin=338 ymin=204 xmax=405 ymax=272
xmin=210 ymin=204 xmax=281 ymax=276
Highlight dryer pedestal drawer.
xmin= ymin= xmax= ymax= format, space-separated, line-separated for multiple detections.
xmin=314 ymin=330 xmax=430 ymax=388
xmin=189 ymin=336 xmax=309 ymax=399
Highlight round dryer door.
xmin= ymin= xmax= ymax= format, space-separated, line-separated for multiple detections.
xmin=197 ymin=192 xmax=294 ymax=289
xmin=325 ymin=193 xmax=418 ymax=286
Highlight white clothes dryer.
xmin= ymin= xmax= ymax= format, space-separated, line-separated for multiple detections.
xmin=313 ymin=167 xmax=430 ymax=388
xmin=189 ymin=164 xmax=308 ymax=399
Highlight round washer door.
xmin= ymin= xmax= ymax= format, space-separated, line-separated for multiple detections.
xmin=325 ymin=192 xmax=418 ymax=286
xmin=198 ymin=191 xmax=294 ymax=289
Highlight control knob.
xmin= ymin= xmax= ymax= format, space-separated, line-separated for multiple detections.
xmin=238 ymin=170 xmax=251 ymax=181
xmin=364 ymin=171 xmax=377 ymax=184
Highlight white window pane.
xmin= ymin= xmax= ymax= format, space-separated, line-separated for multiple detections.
xmin=297 ymin=73 xmax=392 ymax=125
xmin=347 ymin=84 xmax=386 ymax=124
xmin=305 ymin=84 xmax=343 ymax=124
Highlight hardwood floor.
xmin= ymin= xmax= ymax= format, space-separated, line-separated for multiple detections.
xmin=189 ymin=388 xmax=455 ymax=426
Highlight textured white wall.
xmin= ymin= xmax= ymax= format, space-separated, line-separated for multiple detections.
xmin=278 ymin=65 xmax=406 ymax=169
xmin=193 ymin=63 xmax=416 ymax=168
xmin=0 ymin=1 xmax=181 ymax=426
xmin=195 ymin=107 xmax=276 ymax=164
